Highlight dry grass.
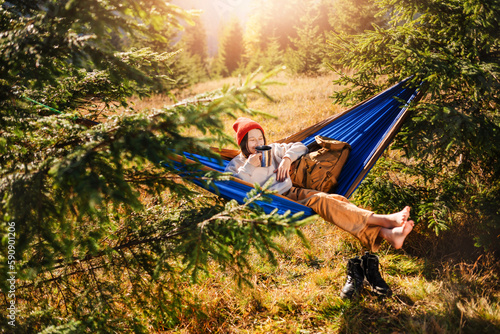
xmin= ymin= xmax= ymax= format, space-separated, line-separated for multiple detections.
xmin=128 ymin=73 xmax=344 ymax=147
xmin=133 ymin=74 xmax=500 ymax=333
xmin=171 ymin=221 xmax=500 ymax=333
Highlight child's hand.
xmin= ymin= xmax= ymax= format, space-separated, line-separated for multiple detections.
xmin=275 ymin=157 xmax=291 ymax=182
xmin=248 ymin=153 xmax=262 ymax=167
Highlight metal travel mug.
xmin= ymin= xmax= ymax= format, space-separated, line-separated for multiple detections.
xmin=256 ymin=145 xmax=272 ymax=167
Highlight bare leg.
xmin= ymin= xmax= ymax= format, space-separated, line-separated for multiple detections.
xmin=368 ymin=206 xmax=411 ymax=228
xmin=378 ymin=220 xmax=414 ymax=249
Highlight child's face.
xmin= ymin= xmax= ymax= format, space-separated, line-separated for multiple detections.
xmin=246 ymin=128 xmax=265 ymax=154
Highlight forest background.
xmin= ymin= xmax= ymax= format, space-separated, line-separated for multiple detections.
xmin=0 ymin=0 xmax=499 ymax=333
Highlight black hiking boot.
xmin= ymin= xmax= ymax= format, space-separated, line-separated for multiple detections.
xmin=340 ymin=256 xmax=365 ymax=299
xmin=361 ymin=252 xmax=392 ymax=297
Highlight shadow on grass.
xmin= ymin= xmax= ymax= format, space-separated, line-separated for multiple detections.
xmin=320 ymin=293 xmax=500 ymax=334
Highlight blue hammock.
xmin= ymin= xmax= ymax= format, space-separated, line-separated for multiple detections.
xmin=179 ymin=78 xmax=422 ymax=217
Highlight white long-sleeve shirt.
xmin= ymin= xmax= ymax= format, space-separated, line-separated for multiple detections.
xmin=224 ymin=142 xmax=308 ymax=194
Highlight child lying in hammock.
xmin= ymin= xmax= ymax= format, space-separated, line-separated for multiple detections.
xmin=224 ymin=117 xmax=414 ymax=252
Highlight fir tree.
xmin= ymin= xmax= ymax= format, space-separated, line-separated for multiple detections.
xmin=328 ymin=0 xmax=500 ymax=253
xmin=183 ymin=15 xmax=209 ymax=62
xmin=243 ymin=36 xmax=284 ymax=74
xmin=263 ymin=36 xmax=285 ymax=72
xmin=286 ymin=12 xmax=326 ymax=75
xmin=244 ymin=0 xmax=334 ymax=74
xmin=176 ymin=14 xmax=211 ymax=84
xmin=217 ymin=16 xmax=245 ymax=76
xmin=245 ymin=0 xmax=303 ymax=51
xmin=0 ymin=1 xmax=308 ymax=331
xmin=316 ymin=0 xmax=336 ymax=35
xmin=330 ymin=0 xmax=387 ymax=35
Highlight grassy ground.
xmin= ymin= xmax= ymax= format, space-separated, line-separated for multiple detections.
xmin=175 ymin=224 xmax=499 ymax=333
xmin=136 ymin=74 xmax=500 ymax=333
xmin=129 ymin=73 xmax=344 ymax=144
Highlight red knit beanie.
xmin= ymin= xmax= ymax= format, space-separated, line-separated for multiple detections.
xmin=232 ymin=117 xmax=264 ymax=145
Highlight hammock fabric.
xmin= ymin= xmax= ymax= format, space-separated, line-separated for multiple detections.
xmin=179 ymin=78 xmax=423 ymax=217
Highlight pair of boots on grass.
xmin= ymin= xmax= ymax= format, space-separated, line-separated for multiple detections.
xmin=341 ymin=252 xmax=391 ymax=299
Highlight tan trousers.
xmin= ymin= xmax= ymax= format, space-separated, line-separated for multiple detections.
xmin=284 ymin=187 xmax=382 ymax=252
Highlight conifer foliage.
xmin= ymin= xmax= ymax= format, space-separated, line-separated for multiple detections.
xmin=242 ymin=0 xmax=338 ymax=76
xmin=286 ymin=10 xmax=327 ymax=75
xmin=183 ymin=15 xmax=209 ymax=61
xmin=330 ymin=0 xmax=386 ymax=35
xmin=216 ymin=16 xmax=245 ymax=76
xmin=328 ymin=0 xmax=500 ymax=252
xmin=0 ymin=1 xmax=307 ymax=331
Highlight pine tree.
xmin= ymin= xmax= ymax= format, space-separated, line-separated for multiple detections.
xmin=0 ymin=1 xmax=307 ymax=331
xmin=245 ymin=0 xmax=303 ymax=51
xmin=330 ymin=0 xmax=387 ymax=35
xmin=176 ymin=14 xmax=211 ymax=84
xmin=243 ymin=35 xmax=284 ymax=74
xmin=328 ymin=0 xmax=500 ymax=253
xmin=217 ymin=16 xmax=245 ymax=76
xmin=286 ymin=11 xmax=326 ymax=75
xmin=263 ymin=36 xmax=285 ymax=72
xmin=183 ymin=15 xmax=209 ymax=62
xmin=243 ymin=0 xmax=334 ymax=74
xmin=316 ymin=0 xmax=335 ymax=35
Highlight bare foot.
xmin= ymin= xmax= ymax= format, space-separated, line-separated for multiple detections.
xmin=369 ymin=206 xmax=411 ymax=228
xmin=379 ymin=220 xmax=414 ymax=249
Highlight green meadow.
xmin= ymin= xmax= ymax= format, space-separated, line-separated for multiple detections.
xmin=133 ymin=73 xmax=500 ymax=333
